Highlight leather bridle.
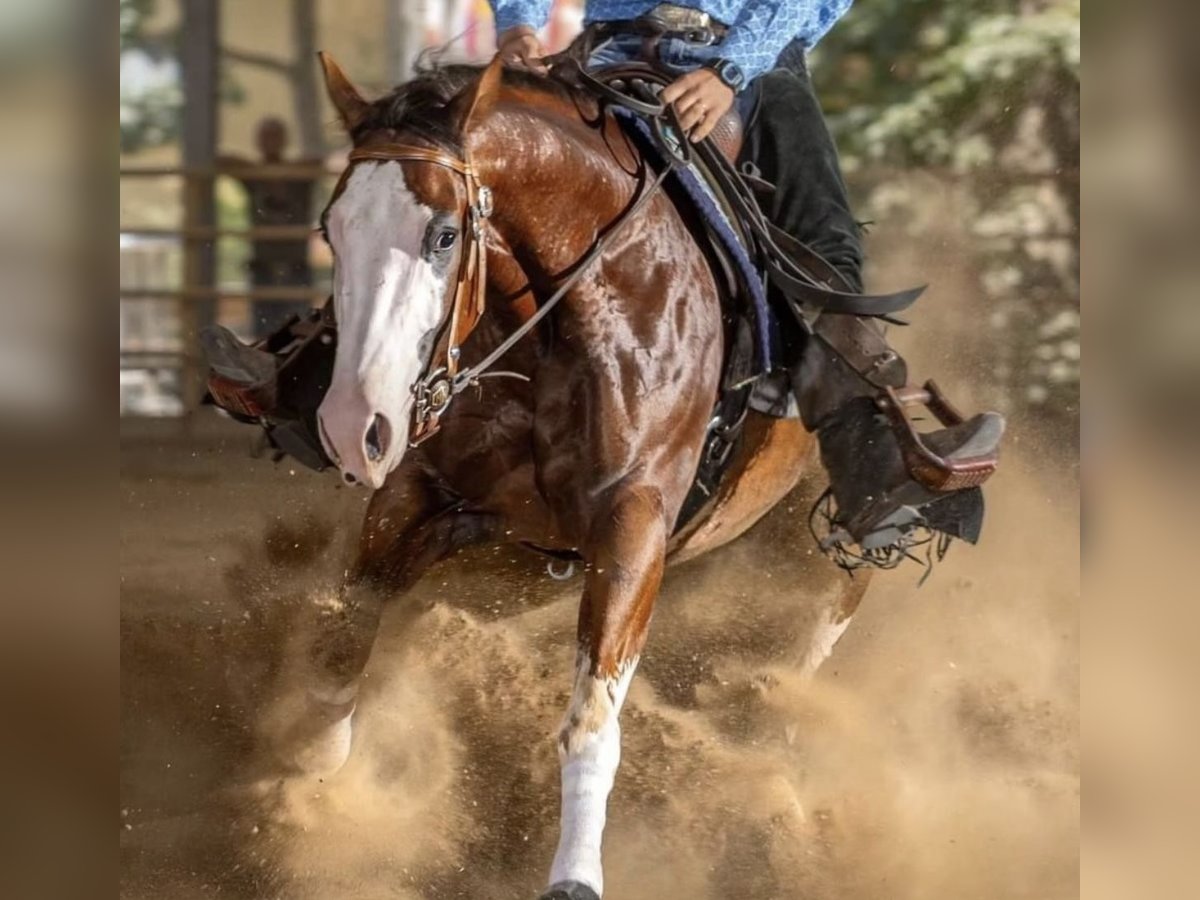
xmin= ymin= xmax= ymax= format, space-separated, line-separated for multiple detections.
xmin=332 ymin=139 xmax=672 ymax=447
xmin=339 ymin=143 xmax=494 ymax=445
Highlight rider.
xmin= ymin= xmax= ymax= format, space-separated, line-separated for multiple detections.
xmin=492 ymin=1 xmax=1004 ymax=559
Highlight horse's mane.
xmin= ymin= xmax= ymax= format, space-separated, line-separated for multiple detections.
xmin=352 ymin=59 xmax=582 ymax=151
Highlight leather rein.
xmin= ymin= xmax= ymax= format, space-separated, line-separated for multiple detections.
xmin=338 ymin=142 xmax=671 ymax=446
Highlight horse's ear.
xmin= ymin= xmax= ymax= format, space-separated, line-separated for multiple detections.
xmin=318 ymin=51 xmax=369 ymax=133
xmin=451 ymin=55 xmax=505 ymax=137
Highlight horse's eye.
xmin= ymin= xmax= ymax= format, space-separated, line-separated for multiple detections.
xmin=433 ymin=229 xmax=457 ymax=252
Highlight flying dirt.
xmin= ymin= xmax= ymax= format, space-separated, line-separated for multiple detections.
xmin=120 ymin=422 xmax=1077 ymax=899
xmin=121 ymin=219 xmax=1077 ymax=899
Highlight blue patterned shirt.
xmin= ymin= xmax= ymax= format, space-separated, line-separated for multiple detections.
xmin=490 ymin=0 xmax=853 ymax=83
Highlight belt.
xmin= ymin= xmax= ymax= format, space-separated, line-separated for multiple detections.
xmin=590 ymin=6 xmax=728 ymax=47
xmin=645 ymin=3 xmax=728 ymax=36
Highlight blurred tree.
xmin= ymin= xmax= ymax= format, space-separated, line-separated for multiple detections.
xmin=223 ymin=0 xmax=326 ymax=158
xmin=813 ymin=0 xmax=1080 ymax=428
xmin=120 ymin=0 xmax=183 ymax=153
xmin=122 ymin=0 xmax=322 ymax=157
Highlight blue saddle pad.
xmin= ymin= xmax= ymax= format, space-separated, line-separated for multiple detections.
xmin=616 ymin=111 xmax=778 ymax=371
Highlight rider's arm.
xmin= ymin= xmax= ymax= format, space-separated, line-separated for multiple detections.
xmin=488 ymin=0 xmax=553 ymax=35
xmin=720 ymin=0 xmax=853 ymax=83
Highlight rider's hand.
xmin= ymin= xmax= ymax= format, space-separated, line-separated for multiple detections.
xmin=498 ymin=26 xmax=549 ymax=75
xmin=661 ymin=69 xmax=735 ymax=143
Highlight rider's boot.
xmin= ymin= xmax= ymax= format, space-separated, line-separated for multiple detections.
xmin=744 ymin=54 xmax=1004 ymax=564
xmin=793 ymin=312 xmax=1005 ymax=564
xmin=200 ymin=305 xmax=336 ymax=472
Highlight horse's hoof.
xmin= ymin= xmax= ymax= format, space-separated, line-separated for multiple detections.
xmin=287 ymin=708 xmax=353 ymax=776
xmin=538 ymin=881 xmax=601 ymax=900
xmin=260 ymin=688 xmax=356 ymax=777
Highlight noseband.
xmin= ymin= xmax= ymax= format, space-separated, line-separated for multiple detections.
xmin=336 ymin=139 xmax=672 ymax=447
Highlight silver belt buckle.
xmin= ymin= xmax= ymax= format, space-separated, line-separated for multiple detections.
xmin=647 ymin=3 xmax=712 ymax=32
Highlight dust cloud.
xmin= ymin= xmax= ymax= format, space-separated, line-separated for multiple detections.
xmin=121 ymin=191 xmax=1077 ymax=898
xmin=120 ymin=426 xmax=1078 ymax=899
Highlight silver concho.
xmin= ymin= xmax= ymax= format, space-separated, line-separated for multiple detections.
xmin=427 ymin=378 xmax=452 ymax=414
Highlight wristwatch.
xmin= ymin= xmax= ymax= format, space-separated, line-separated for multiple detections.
xmin=705 ymin=58 xmax=747 ymax=93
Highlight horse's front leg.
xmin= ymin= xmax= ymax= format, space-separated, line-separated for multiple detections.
xmin=262 ymin=573 xmax=385 ymax=776
xmin=540 ymin=484 xmax=667 ymax=900
xmin=262 ymin=461 xmax=493 ymax=776
xmin=796 ymin=571 xmax=872 ymax=680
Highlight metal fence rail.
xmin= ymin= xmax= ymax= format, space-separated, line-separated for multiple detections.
xmin=120 ymin=162 xmax=340 ymax=420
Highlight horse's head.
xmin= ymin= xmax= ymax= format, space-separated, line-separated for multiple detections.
xmin=315 ymin=53 xmax=501 ymax=488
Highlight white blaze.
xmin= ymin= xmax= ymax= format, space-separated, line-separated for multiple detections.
xmin=318 ymin=163 xmax=448 ymax=488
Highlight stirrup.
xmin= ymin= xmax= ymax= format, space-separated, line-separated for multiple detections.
xmin=838 ymin=382 xmax=1003 ymax=546
xmin=876 ymin=380 xmax=1003 ymax=493
xmin=200 ymin=306 xmax=337 ymax=472
xmin=808 ymin=382 xmax=1004 ymax=579
xmin=201 ymin=325 xmax=279 ymax=420
xmin=201 ymin=305 xmax=334 ymax=422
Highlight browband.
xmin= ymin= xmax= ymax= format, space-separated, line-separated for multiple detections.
xmin=348 ymin=145 xmax=474 ymax=175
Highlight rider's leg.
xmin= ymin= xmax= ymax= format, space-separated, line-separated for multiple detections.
xmin=738 ymin=64 xmax=863 ymax=291
xmin=740 ymin=54 xmax=1003 ymax=555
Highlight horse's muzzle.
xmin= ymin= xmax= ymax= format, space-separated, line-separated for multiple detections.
xmin=316 ymin=388 xmax=403 ymax=489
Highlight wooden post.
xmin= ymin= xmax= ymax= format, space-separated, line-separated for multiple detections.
xmin=179 ymin=0 xmax=220 ymax=415
xmin=389 ymin=0 xmax=424 ymax=82
xmin=291 ymin=0 xmax=326 ymax=159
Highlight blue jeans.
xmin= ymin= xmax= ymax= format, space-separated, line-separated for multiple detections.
xmin=586 ymin=33 xmax=760 ymax=122
xmin=585 ymin=30 xmax=862 ymax=291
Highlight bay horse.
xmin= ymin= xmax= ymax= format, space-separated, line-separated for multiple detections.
xmin=273 ymin=53 xmax=869 ymax=900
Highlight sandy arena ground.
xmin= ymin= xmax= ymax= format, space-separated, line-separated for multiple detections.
xmin=121 ymin=214 xmax=1078 ymax=898
xmin=120 ymin=406 xmax=1078 ymax=899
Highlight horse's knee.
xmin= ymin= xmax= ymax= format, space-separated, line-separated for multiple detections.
xmin=579 ymin=484 xmax=670 ymax=670
xmin=308 ymin=581 xmax=385 ymax=684
xmin=593 ymin=484 xmax=666 ymax=550
xmin=354 ymin=508 xmax=499 ymax=594
xmin=557 ymin=658 xmax=634 ymax=759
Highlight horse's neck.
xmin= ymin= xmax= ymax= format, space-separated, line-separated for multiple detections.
xmin=474 ymin=98 xmax=637 ymax=282
xmin=467 ymin=94 xmax=647 ymax=368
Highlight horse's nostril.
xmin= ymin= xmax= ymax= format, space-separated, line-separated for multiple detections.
xmin=364 ymin=413 xmax=391 ymax=463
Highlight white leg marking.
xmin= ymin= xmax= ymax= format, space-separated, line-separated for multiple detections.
xmin=308 ymin=681 xmax=358 ymax=706
xmin=798 ymin=608 xmax=853 ymax=680
xmin=259 ymin=679 xmax=357 ymax=777
xmin=548 ymin=654 xmax=638 ymax=894
xmin=290 ymin=704 xmax=354 ymax=776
